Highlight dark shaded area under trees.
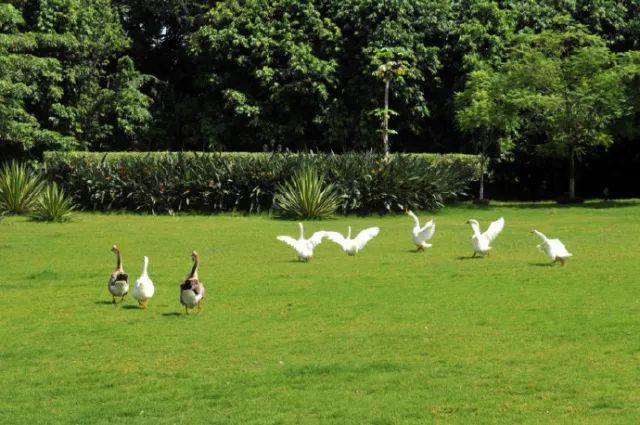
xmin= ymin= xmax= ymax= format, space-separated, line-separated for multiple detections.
xmin=1 ymin=0 xmax=639 ymax=199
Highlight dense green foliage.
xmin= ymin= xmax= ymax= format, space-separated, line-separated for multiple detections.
xmin=2 ymin=203 xmax=640 ymax=423
xmin=190 ymin=0 xmax=341 ymax=150
xmin=274 ymin=166 xmax=341 ymax=219
xmin=455 ymin=17 xmax=640 ymax=200
xmin=43 ymin=151 xmax=479 ymax=214
xmin=0 ymin=160 xmax=43 ymax=214
xmin=3 ymin=1 xmax=640 ymax=198
xmin=455 ymin=68 xmax=517 ymax=200
xmin=0 ymin=0 xmax=152 ymax=155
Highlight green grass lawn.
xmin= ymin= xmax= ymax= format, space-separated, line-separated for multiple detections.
xmin=1 ymin=201 xmax=640 ymax=424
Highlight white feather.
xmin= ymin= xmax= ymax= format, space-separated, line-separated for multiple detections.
xmin=133 ymin=256 xmax=155 ymax=303
xmin=406 ymin=210 xmax=436 ymax=249
xmin=325 ymin=226 xmax=380 ymax=255
xmin=532 ymin=229 xmax=573 ymax=262
xmin=276 ymin=222 xmax=327 ymax=261
xmin=468 ymin=217 xmax=505 ymax=255
xmin=180 ymin=289 xmax=203 ymax=308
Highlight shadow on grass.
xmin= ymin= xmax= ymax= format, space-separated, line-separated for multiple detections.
xmin=161 ymin=312 xmax=183 ymax=317
xmin=276 ymin=259 xmax=313 ymax=263
xmin=122 ymin=305 xmax=142 ymax=310
xmin=491 ymin=200 xmax=640 ymax=210
xmin=457 ymin=256 xmax=483 ymax=260
xmin=94 ymin=300 xmax=115 ymax=305
xmin=528 ymin=262 xmax=555 ymax=267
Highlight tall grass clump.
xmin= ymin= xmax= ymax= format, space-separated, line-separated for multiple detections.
xmin=274 ymin=166 xmax=341 ymax=219
xmin=0 ymin=161 xmax=44 ymax=214
xmin=31 ymin=182 xmax=76 ymax=222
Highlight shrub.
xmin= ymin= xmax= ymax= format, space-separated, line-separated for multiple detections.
xmin=0 ymin=161 xmax=44 ymax=214
xmin=31 ymin=182 xmax=76 ymax=222
xmin=43 ymin=151 xmax=479 ymax=214
xmin=274 ymin=166 xmax=341 ymax=219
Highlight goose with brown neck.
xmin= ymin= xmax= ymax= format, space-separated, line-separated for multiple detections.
xmin=108 ymin=245 xmax=129 ymax=303
xmin=180 ymin=251 xmax=205 ymax=314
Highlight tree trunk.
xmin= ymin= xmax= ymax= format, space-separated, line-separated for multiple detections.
xmin=569 ymin=147 xmax=576 ymax=200
xmin=382 ymin=76 xmax=390 ymax=161
xmin=479 ymin=157 xmax=485 ymax=200
xmin=478 ymin=138 xmax=486 ymax=201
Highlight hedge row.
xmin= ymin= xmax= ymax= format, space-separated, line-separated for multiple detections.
xmin=43 ymin=152 xmax=479 ymax=214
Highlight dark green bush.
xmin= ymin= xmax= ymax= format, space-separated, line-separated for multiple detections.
xmin=43 ymin=152 xmax=479 ymax=214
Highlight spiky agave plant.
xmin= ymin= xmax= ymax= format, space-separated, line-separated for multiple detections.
xmin=31 ymin=182 xmax=76 ymax=222
xmin=0 ymin=161 xmax=44 ymax=214
xmin=274 ymin=166 xmax=341 ymax=219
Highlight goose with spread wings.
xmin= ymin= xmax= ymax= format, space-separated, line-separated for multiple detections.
xmin=325 ymin=226 xmax=380 ymax=256
xmin=406 ymin=209 xmax=436 ymax=251
xmin=277 ymin=222 xmax=327 ymax=262
xmin=466 ymin=217 xmax=505 ymax=257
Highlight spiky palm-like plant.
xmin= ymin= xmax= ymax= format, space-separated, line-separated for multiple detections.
xmin=31 ymin=182 xmax=76 ymax=222
xmin=274 ymin=166 xmax=340 ymax=219
xmin=0 ymin=161 xmax=44 ymax=214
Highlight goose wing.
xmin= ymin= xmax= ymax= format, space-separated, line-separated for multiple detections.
xmin=325 ymin=231 xmax=348 ymax=249
xmin=416 ymin=221 xmax=436 ymax=243
xmin=308 ymin=231 xmax=327 ymax=248
xmin=483 ymin=217 xmax=504 ymax=242
xmin=110 ymin=271 xmax=128 ymax=283
xmin=354 ymin=227 xmax=380 ymax=249
xmin=277 ymin=236 xmax=303 ymax=250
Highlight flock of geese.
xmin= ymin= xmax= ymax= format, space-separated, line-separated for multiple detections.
xmin=108 ymin=246 xmax=204 ymax=314
xmin=107 ymin=209 xmax=572 ymax=314
xmin=276 ymin=209 xmax=573 ymax=264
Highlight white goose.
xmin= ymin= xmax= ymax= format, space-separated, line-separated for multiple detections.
xmin=108 ymin=245 xmax=129 ymax=303
xmin=466 ymin=217 xmax=505 ymax=257
xmin=325 ymin=226 xmax=380 ymax=256
xmin=406 ymin=209 xmax=436 ymax=251
xmin=132 ymin=256 xmax=155 ymax=309
xmin=531 ymin=229 xmax=572 ymax=266
xmin=277 ymin=222 xmax=327 ymax=262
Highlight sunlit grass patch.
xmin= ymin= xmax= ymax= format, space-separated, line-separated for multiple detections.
xmin=1 ymin=201 xmax=639 ymax=424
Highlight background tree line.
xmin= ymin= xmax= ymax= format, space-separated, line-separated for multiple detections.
xmin=1 ymin=0 xmax=639 ymax=198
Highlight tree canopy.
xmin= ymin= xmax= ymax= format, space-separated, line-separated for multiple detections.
xmin=1 ymin=0 xmax=639 ymax=201
xmin=0 ymin=0 xmax=152 ymax=156
xmin=498 ymin=21 xmax=632 ymax=199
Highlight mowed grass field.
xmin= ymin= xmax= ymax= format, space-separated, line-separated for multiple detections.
xmin=1 ymin=201 xmax=639 ymax=424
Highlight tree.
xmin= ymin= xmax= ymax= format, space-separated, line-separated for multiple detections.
xmin=112 ymin=0 xmax=212 ymax=150
xmin=455 ymin=67 xmax=517 ymax=201
xmin=454 ymin=0 xmax=515 ymax=71
xmin=323 ymin=0 xmax=451 ymax=151
xmin=499 ymin=20 xmax=632 ymax=200
xmin=0 ymin=0 xmax=151 ymax=156
xmin=372 ymin=53 xmax=407 ymax=160
xmin=190 ymin=0 xmax=340 ymax=151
